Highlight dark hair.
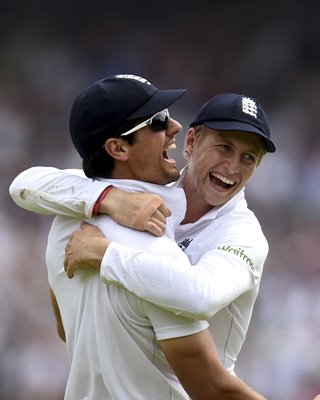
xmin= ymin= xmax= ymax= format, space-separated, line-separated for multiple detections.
xmin=82 ymin=118 xmax=143 ymax=178
xmin=83 ymin=146 xmax=115 ymax=179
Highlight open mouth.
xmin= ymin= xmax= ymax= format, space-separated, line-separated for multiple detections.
xmin=163 ymin=143 xmax=176 ymax=161
xmin=209 ymin=172 xmax=236 ymax=189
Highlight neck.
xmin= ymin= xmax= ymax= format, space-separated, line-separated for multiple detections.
xmin=181 ymin=180 xmax=214 ymax=224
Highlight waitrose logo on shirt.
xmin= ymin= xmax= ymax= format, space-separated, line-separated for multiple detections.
xmin=218 ymin=245 xmax=255 ymax=271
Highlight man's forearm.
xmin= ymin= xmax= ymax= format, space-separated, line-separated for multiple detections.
xmin=101 ymin=242 xmax=254 ymax=320
xmin=160 ymin=330 xmax=267 ymax=400
xmin=9 ymin=167 xmax=106 ymax=217
xmin=9 ymin=167 xmax=169 ymax=236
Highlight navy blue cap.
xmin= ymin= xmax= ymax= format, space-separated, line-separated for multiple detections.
xmin=70 ymin=74 xmax=187 ymax=157
xmin=190 ymin=93 xmax=276 ymax=153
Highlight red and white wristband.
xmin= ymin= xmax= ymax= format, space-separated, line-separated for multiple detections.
xmin=92 ymin=185 xmax=114 ymax=216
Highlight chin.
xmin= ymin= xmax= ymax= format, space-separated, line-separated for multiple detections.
xmin=170 ymin=170 xmax=180 ymax=182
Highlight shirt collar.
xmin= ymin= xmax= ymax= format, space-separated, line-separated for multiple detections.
xmin=174 ymin=166 xmax=247 ymax=221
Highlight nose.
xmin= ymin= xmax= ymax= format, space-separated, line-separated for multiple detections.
xmin=225 ymin=155 xmax=240 ymax=174
xmin=166 ymin=117 xmax=182 ymax=137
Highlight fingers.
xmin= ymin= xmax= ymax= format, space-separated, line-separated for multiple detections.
xmin=64 ymin=256 xmax=74 ymax=279
xmin=132 ymin=197 xmax=171 ymax=233
xmin=67 ymin=266 xmax=75 ymax=279
xmin=157 ymin=203 xmax=171 ymax=218
xmin=80 ymin=221 xmax=95 ymax=231
xmin=80 ymin=221 xmax=105 ymax=237
xmin=64 ymin=249 xmax=75 ymax=279
xmin=64 ymin=221 xmax=104 ymax=279
xmin=80 ymin=221 xmax=88 ymax=229
xmin=144 ymin=208 xmax=170 ymax=236
xmin=151 ymin=209 xmax=168 ymax=225
xmin=145 ymin=218 xmax=166 ymax=237
xmin=64 ymin=234 xmax=76 ymax=279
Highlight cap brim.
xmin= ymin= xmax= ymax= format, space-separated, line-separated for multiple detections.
xmin=128 ymin=89 xmax=187 ymax=119
xmin=203 ymin=120 xmax=276 ymax=153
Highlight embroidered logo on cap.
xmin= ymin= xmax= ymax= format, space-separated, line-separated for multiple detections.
xmin=241 ymin=97 xmax=257 ymax=118
xmin=115 ymin=74 xmax=151 ymax=85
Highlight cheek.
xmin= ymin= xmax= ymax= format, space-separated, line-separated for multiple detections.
xmin=142 ymin=136 xmax=163 ymax=156
xmin=138 ymin=146 xmax=162 ymax=168
xmin=242 ymin=165 xmax=256 ymax=182
xmin=188 ymin=160 xmax=207 ymax=186
xmin=193 ymin=151 xmax=214 ymax=172
xmin=128 ymin=146 xmax=150 ymax=169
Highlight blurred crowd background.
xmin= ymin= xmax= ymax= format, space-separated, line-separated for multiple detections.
xmin=1 ymin=1 xmax=320 ymax=399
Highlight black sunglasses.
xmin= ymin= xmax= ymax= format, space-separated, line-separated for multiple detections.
xmin=120 ymin=109 xmax=169 ymax=137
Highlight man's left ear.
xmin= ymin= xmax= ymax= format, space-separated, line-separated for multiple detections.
xmin=103 ymin=138 xmax=130 ymax=161
xmin=184 ymin=128 xmax=197 ymax=154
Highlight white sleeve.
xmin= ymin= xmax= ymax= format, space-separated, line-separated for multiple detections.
xmin=142 ymin=299 xmax=209 ymax=341
xmin=9 ymin=166 xmax=109 ymax=218
xmin=101 ymin=241 xmax=261 ymax=320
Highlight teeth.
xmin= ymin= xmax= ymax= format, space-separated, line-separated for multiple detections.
xmin=166 ymin=143 xmax=176 ymax=151
xmin=212 ymin=173 xmax=235 ymax=185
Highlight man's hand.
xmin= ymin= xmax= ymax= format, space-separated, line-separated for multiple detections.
xmin=99 ymin=189 xmax=171 ymax=237
xmin=64 ymin=222 xmax=110 ymax=279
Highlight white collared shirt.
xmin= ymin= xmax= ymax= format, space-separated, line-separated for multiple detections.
xmin=44 ymin=179 xmax=208 ymax=399
xmin=101 ymin=168 xmax=268 ymax=373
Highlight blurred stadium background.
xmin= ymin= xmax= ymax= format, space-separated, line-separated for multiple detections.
xmin=1 ymin=1 xmax=320 ymax=399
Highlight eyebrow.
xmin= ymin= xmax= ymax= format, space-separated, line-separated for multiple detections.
xmin=216 ymin=134 xmax=263 ymax=154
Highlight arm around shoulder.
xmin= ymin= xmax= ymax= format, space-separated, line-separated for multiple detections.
xmin=9 ymin=166 xmax=170 ymax=235
xmin=100 ymin=242 xmax=258 ymax=320
xmin=9 ymin=166 xmax=107 ymax=217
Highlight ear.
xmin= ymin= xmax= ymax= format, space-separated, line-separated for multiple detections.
xmin=103 ymin=138 xmax=130 ymax=161
xmin=184 ymin=128 xmax=197 ymax=155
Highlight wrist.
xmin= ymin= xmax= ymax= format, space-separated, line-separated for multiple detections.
xmin=92 ymin=185 xmax=114 ymax=216
xmin=91 ymin=238 xmax=111 ymax=270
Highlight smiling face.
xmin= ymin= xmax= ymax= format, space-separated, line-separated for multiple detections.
xmin=183 ymin=126 xmax=265 ymax=219
xmin=108 ymin=115 xmax=183 ymax=185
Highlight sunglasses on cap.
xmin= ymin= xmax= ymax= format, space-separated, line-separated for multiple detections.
xmin=120 ymin=109 xmax=169 ymax=137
